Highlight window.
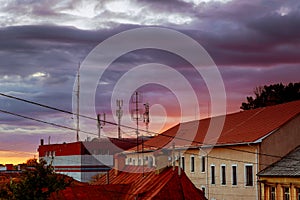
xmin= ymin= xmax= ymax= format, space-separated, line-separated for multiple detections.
xmin=211 ymin=165 xmax=215 ymax=184
xmin=270 ymin=186 xmax=276 ymax=200
xmin=132 ymin=159 xmax=135 ymax=166
xmin=221 ymin=165 xmax=226 ymax=185
xmin=181 ymin=156 xmax=185 ymax=171
xmin=190 ymin=155 xmax=195 ymax=173
xmin=232 ymin=165 xmax=237 ymax=186
xmin=201 ymin=156 xmax=206 ymax=172
xmin=201 ymin=186 xmax=206 ymax=196
xmin=245 ymin=165 xmax=253 ymax=186
xmin=284 ymin=187 xmax=290 ymax=200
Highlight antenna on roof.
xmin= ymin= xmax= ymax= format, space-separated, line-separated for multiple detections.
xmin=116 ymin=99 xmax=123 ymax=138
xmin=76 ymin=62 xmax=80 ymax=142
xmin=131 ymin=91 xmax=142 ymax=165
xmin=142 ymin=102 xmax=150 ymax=176
xmin=97 ymin=113 xmax=106 ymax=139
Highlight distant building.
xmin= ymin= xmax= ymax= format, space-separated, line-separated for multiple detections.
xmin=124 ymin=100 xmax=300 ymax=200
xmin=0 ymin=164 xmax=14 ymax=172
xmin=258 ymin=146 xmax=300 ymax=200
xmin=38 ymin=137 xmax=149 ymax=182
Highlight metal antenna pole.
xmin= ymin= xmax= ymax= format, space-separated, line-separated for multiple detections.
xmin=116 ymin=99 xmax=123 ymax=138
xmin=76 ymin=63 xmax=80 ymax=142
xmin=97 ymin=114 xmax=101 ymax=139
xmin=135 ymin=92 xmax=139 ymax=162
xmin=97 ymin=113 xmax=106 ymax=139
xmin=142 ymin=102 xmax=150 ymax=176
xmin=131 ymin=91 xmax=142 ymax=165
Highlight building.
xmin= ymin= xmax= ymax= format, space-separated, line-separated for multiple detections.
xmin=49 ymin=154 xmax=207 ymax=200
xmin=258 ymin=146 xmax=300 ymax=200
xmin=124 ymin=100 xmax=300 ymax=200
xmin=0 ymin=164 xmax=14 ymax=171
xmin=38 ymin=137 xmax=148 ymax=182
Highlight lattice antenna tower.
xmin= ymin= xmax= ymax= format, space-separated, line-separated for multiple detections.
xmin=116 ymin=99 xmax=123 ymax=138
xmin=131 ymin=91 xmax=143 ymax=159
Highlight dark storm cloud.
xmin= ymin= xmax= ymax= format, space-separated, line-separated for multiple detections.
xmin=176 ymin=0 xmax=300 ymax=66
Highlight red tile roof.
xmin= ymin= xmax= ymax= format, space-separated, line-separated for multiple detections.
xmin=50 ymin=166 xmax=206 ymax=200
xmin=136 ymin=100 xmax=300 ymax=150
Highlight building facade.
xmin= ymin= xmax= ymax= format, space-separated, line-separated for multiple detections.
xmin=38 ymin=138 xmax=143 ymax=182
xmin=258 ymin=146 xmax=300 ymax=200
xmin=124 ymin=101 xmax=300 ymax=200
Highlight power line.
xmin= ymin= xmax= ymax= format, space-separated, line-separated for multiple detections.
xmin=0 ymin=92 xmax=299 ymax=162
xmin=0 ymin=92 xmax=157 ymax=135
xmin=0 ymin=109 xmax=99 ymax=137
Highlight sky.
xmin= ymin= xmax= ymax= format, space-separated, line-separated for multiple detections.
xmin=0 ymin=0 xmax=299 ymax=164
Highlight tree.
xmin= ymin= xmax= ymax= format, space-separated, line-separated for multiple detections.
xmin=9 ymin=158 xmax=73 ymax=200
xmin=240 ymin=82 xmax=300 ymax=110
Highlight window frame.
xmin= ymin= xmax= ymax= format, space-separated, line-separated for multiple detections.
xmin=231 ymin=164 xmax=237 ymax=186
xmin=220 ymin=164 xmax=226 ymax=185
xmin=245 ymin=164 xmax=254 ymax=187
xmin=201 ymin=156 xmax=206 ymax=173
xmin=201 ymin=186 xmax=206 ymax=197
xmin=270 ymin=186 xmax=276 ymax=200
xmin=190 ymin=155 xmax=195 ymax=173
xmin=211 ymin=164 xmax=216 ymax=185
xmin=283 ymin=187 xmax=290 ymax=200
xmin=181 ymin=156 xmax=185 ymax=171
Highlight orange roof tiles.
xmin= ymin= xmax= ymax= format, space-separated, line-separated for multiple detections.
xmin=50 ymin=166 xmax=206 ymax=200
xmin=138 ymin=100 xmax=300 ymax=150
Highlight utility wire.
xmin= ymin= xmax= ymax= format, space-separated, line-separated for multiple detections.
xmin=0 ymin=92 xmax=299 ymax=162
xmin=0 ymin=92 xmax=156 ymax=135
xmin=0 ymin=109 xmax=99 ymax=137
xmin=0 ymin=108 xmax=295 ymax=171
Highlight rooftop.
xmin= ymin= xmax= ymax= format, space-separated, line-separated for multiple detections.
xmin=134 ymin=100 xmax=300 ymax=150
xmin=50 ymin=166 xmax=207 ymax=200
xmin=258 ymin=146 xmax=300 ymax=177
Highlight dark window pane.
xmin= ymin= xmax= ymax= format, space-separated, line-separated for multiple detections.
xmin=191 ymin=156 xmax=195 ymax=172
xmin=221 ymin=165 xmax=226 ymax=185
xmin=201 ymin=156 xmax=205 ymax=172
xmin=232 ymin=166 xmax=237 ymax=185
xmin=245 ymin=165 xmax=253 ymax=186
xmin=211 ymin=166 xmax=215 ymax=184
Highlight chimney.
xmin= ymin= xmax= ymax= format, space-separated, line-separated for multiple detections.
xmin=114 ymin=153 xmax=126 ymax=176
xmin=40 ymin=139 xmax=44 ymax=146
xmin=154 ymin=150 xmax=168 ymax=174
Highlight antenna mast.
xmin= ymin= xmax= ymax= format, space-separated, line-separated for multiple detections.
xmin=131 ymin=91 xmax=142 ymax=163
xmin=76 ymin=63 xmax=80 ymax=142
xmin=97 ymin=113 xmax=106 ymax=138
xmin=142 ymin=102 xmax=150 ymax=176
xmin=116 ymin=99 xmax=123 ymax=138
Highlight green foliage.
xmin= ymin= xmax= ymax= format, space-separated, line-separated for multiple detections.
xmin=241 ymin=82 xmax=300 ymax=110
xmin=0 ymin=159 xmax=72 ymax=200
